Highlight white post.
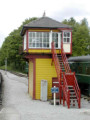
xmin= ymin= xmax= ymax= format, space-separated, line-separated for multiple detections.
xmin=54 ymin=86 xmax=56 ymax=106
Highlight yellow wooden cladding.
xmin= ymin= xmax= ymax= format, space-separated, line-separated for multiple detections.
xmin=36 ymin=58 xmax=57 ymax=99
xmin=29 ymin=60 xmax=33 ymax=98
xmin=28 ymin=49 xmax=61 ymax=54
xmin=28 ymin=29 xmax=60 ymax=32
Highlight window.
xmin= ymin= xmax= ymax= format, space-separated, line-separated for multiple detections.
xmin=63 ymin=32 xmax=71 ymax=43
xmin=28 ymin=32 xmax=49 ymax=48
xmin=52 ymin=33 xmax=58 ymax=48
xmin=86 ymin=67 xmax=90 ymax=75
xmin=78 ymin=66 xmax=82 ymax=74
xmin=24 ymin=34 xmax=26 ymax=50
xmin=28 ymin=31 xmax=61 ymax=49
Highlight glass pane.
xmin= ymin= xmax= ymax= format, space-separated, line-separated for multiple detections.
xmin=33 ymin=43 xmax=35 ymax=47
xmin=33 ymin=32 xmax=35 ymax=37
xmin=64 ymin=32 xmax=67 ymax=37
xmin=40 ymin=38 xmax=42 ymax=42
xmin=47 ymin=43 xmax=49 ymax=48
xmin=47 ymin=33 xmax=49 ymax=37
xmin=56 ymin=33 xmax=58 ymax=37
xmin=43 ymin=38 xmax=46 ymax=42
xmin=52 ymin=33 xmax=54 ymax=37
xmin=29 ymin=32 xmax=32 ymax=37
xmin=43 ymin=32 xmax=47 ymax=37
xmin=29 ymin=38 xmax=32 ymax=42
xmin=40 ymin=32 xmax=42 ymax=37
xmin=52 ymin=37 xmax=54 ymax=41
xmin=40 ymin=43 xmax=42 ymax=47
xmin=67 ymin=38 xmax=70 ymax=42
xmin=67 ymin=32 xmax=70 ymax=37
xmin=47 ymin=38 xmax=49 ymax=42
xmin=36 ymin=38 xmax=40 ymax=42
xmin=64 ymin=38 xmax=66 ymax=42
xmin=43 ymin=43 xmax=46 ymax=47
xmin=54 ymin=38 xmax=58 ymax=43
xmin=29 ymin=43 xmax=33 ymax=47
xmin=55 ymin=43 xmax=58 ymax=48
xmin=36 ymin=43 xmax=39 ymax=47
xmin=32 ymin=38 xmax=36 ymax=43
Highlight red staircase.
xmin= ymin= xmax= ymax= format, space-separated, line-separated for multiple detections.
xmin=51 ymin=41 xmax=81 ymax=108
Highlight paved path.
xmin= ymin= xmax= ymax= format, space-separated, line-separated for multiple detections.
xmin=0 ymin=70 xmax=90 ymax=120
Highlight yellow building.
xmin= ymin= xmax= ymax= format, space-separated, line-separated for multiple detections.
xmin=21 ymin=16 xmax=72 ymax=100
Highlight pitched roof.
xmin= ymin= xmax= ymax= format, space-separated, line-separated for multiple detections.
xmin=21 ymin=17 xmax=72 ymax=36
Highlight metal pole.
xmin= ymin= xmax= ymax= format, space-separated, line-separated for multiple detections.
xmin=54 ymin=86 xmax=56 ymax=106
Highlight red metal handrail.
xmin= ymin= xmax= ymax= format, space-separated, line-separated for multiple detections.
xmin=61 ymin=40 xmax=71 ymax=73
xmin=51 ymin=42 xmax=61 ymax=82
xmin=63 ymin=73 xmax=70 ymax=108
xmin=73 ymin=72 xmax=81 ymax=108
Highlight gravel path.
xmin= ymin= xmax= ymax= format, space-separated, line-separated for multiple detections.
xmin=0 ymin=70 xmax=90 ymax=120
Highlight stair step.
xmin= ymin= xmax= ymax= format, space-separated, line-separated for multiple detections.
xmin=58 ymin=56 xmax=62 ymax=58
xmin=57 ymin=55 xmax=62 ymax=56
xmin=61 ymin=68 xmax=65 ymax=70
xmin=69 ymin=89 xmax=74 ymax=91
xmin=65 ymin=73 xmax=73 ymax=75
xmin=68 ymin=86 xmax=73 ymax=88
xmin=60 ymin=66 xmax=65 ymax=68
xmin=70 ymin=103 xmax=78 ymax=107
xmin=70 ymin=98 xmax=77 ymax=100
xmin=70 ymin=92 xmax=75 ymax=94
xmin=70 ymin=96 xmax=76 ymax=98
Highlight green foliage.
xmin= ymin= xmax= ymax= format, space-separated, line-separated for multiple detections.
xmin=62 ymin=17 xmax=90 ymax=56
xmin=0 ymin=17 xmax=37 ymax=72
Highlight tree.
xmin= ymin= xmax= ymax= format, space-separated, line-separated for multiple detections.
xmin=62 ymin=17 xmax=90 ymax=56
xmin=0 ymin=17 xmax=37 ymax=72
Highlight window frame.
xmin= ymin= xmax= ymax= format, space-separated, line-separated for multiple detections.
xmin=28 ymin=31 xmax=61 ymax=49
xmin=24 ymin=33 xmax=26 ymax=50
xmin=28 ymin=32 xmax=50 ymax=49
xmin=63 ymin=31 xmax=71 ymax=43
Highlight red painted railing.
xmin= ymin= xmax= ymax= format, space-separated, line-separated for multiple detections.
xmin=51 ymin=42 xmax=61 ymax=82
xmin=73 ymin=72 xmax=81 ymax=108
xmin=63 ymin=73 xmax=70 ymax=108
xmin=61 ymin=41 xmax=71 ymax=73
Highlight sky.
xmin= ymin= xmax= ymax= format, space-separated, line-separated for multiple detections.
xmin=0 ymin=0 xmax=90 ymax=47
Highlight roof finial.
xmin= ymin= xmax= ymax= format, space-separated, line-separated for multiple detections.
xmin=43 ymin=11 xmax=46 ymax=17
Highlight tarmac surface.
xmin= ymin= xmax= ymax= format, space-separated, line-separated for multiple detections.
xmin=0 ymin=70 xmax=90 ymax=120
